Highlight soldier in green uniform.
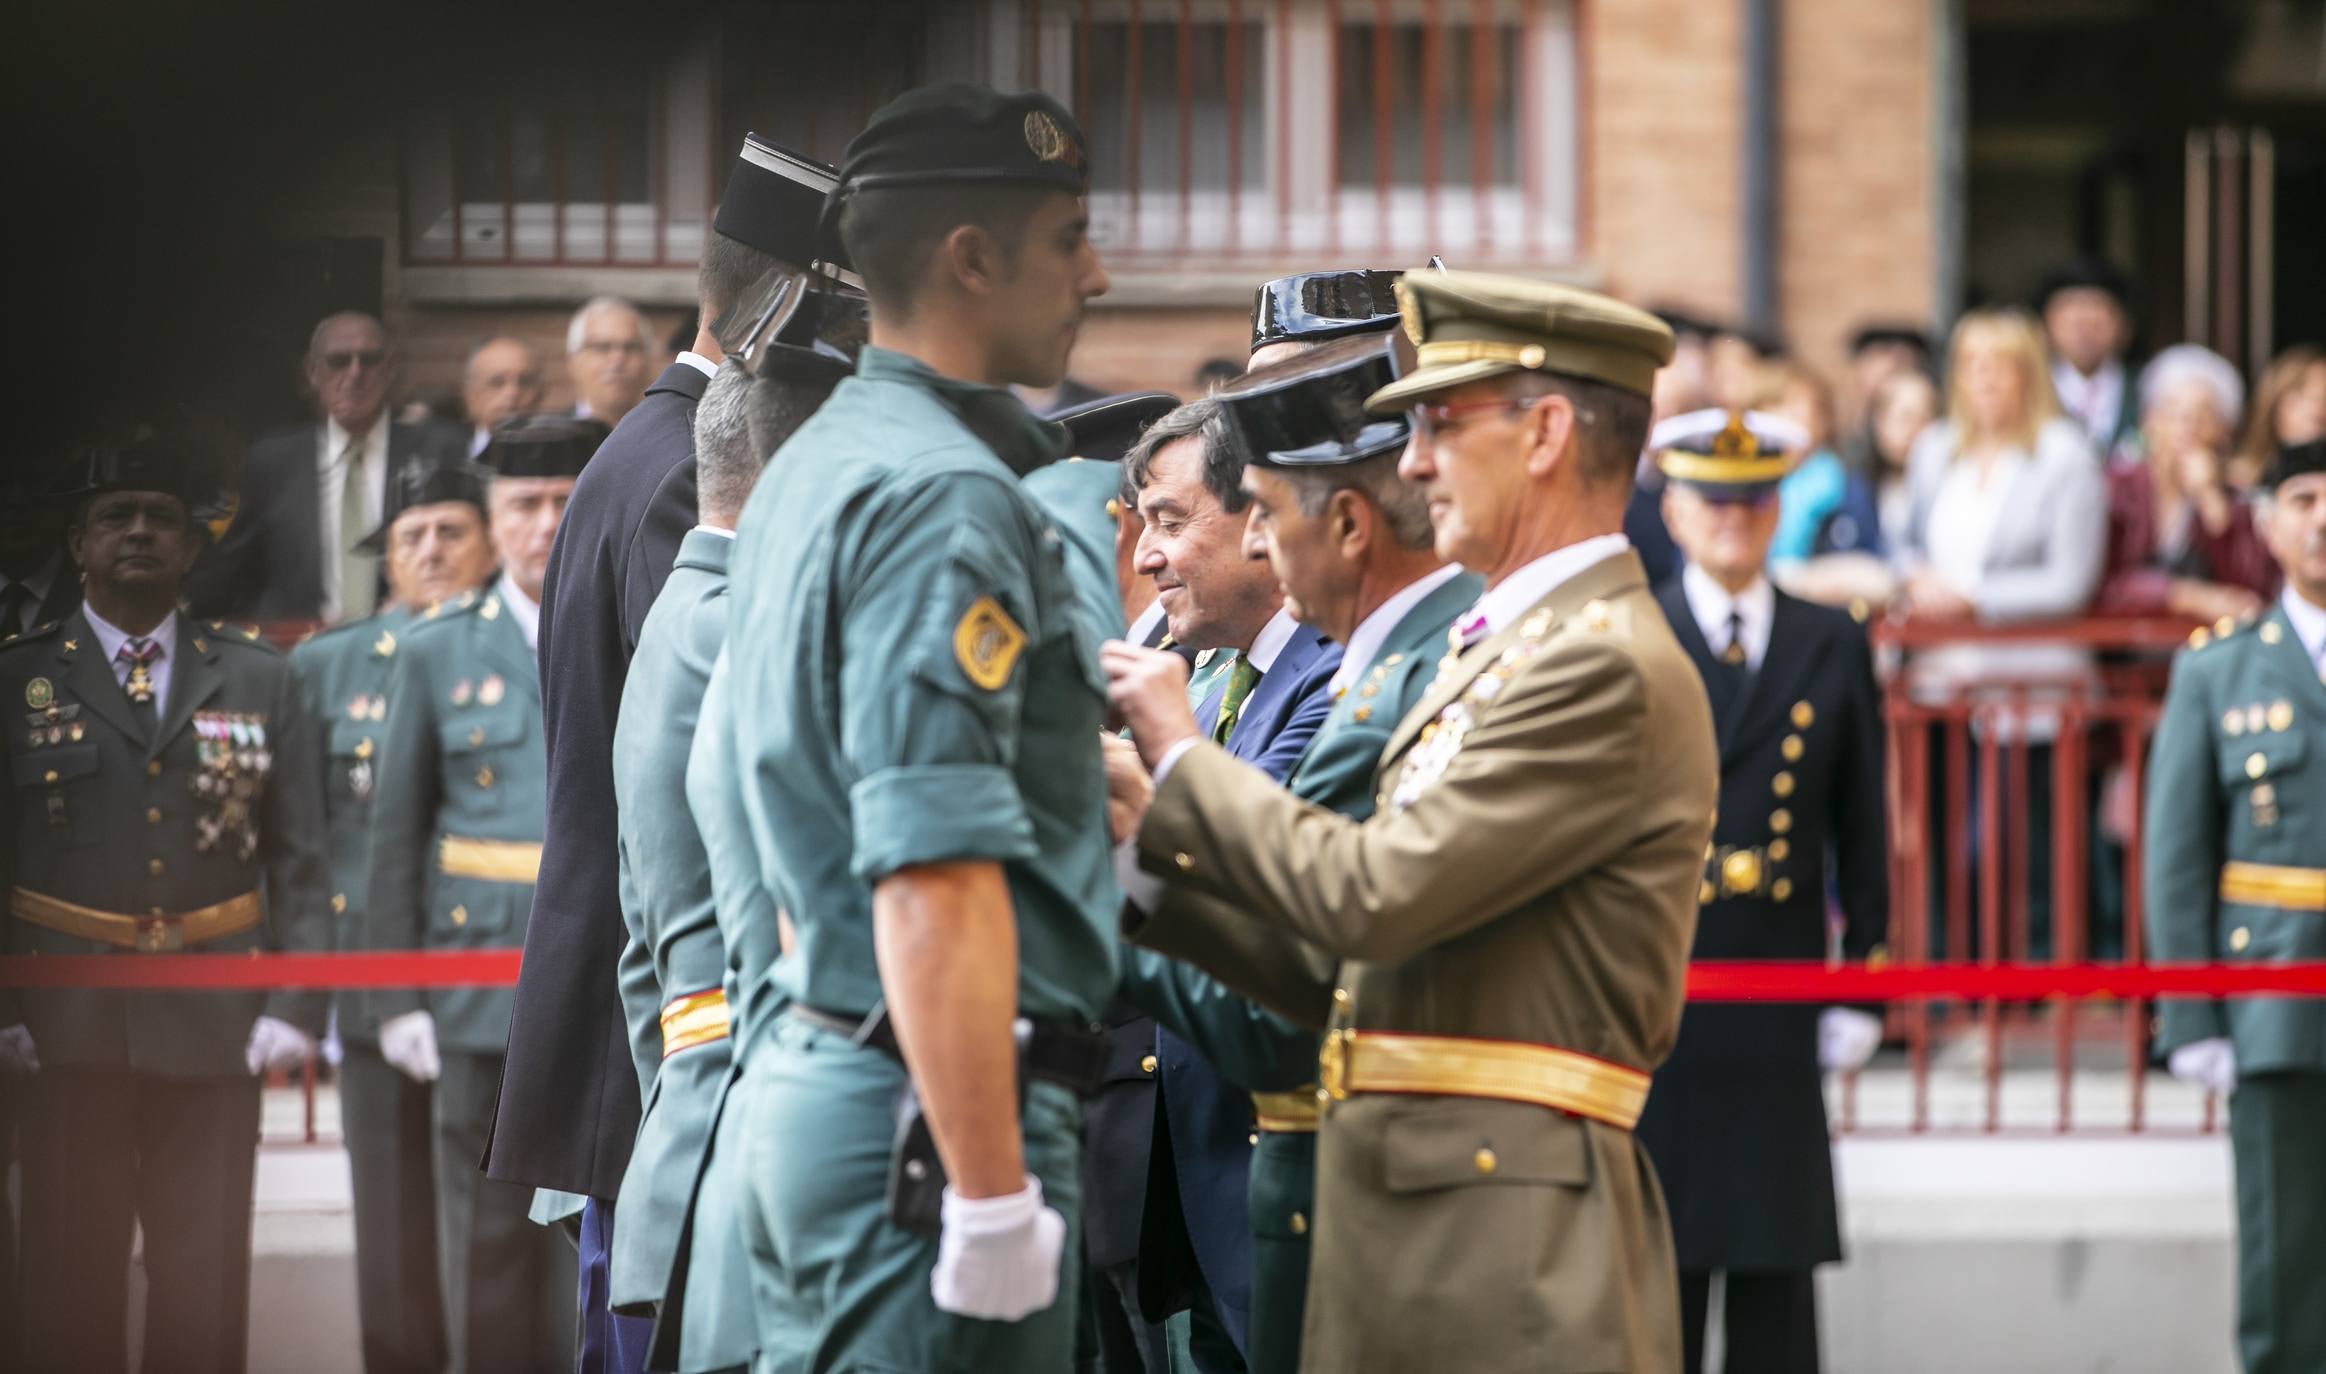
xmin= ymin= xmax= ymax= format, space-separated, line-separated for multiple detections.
xmin=1110 ymin=335 xmax=1477 ymax=1374
xmin=290 ymin=461 xmax=496 ymax=1374
xmin=0 ymin=435 xmax=332 ymax=1373
xmin=718 ymin=83 xmax=1114 ymax=1373
xmin=365 ymin=417 xmax=602 ymax=1374
xmin=2146 ymin=437 xmax=2326 ymax=1374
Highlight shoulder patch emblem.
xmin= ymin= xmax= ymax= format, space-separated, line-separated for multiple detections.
xmin=954 ymin=596 xmax=1027 ymax=692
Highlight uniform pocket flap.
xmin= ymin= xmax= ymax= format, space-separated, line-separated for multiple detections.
xmin=12 ymin=742 xmax=99 ymax=787
xmin=329 ymin=719 xmax=381 ymax=758
xmin=2219 ymin=728 xmax=2306 ymax=786
xmin=439 ymin=710 xmax=528 ymax=753
xmin=1380 ymin=1099 xmax=1593 ymax=1193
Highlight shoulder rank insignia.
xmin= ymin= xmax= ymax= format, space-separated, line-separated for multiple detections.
xmin=954 ymin=596 xmax=1027 ymax=692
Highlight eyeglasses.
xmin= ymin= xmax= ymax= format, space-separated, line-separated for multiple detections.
xmin=577 ymin=339 xmax=647 ymax=358
xmin=319 ymin=349 xmax=388 ymax=372
xmin=1408 ymin=397 xmax=1540 ymax=442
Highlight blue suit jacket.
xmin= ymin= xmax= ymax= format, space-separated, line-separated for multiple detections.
xmin=1142 ymin=621 xmax=1340 ymax=1350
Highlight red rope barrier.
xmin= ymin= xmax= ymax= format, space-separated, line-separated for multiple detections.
xmin=4 ymin=953 xmax=2326 ymax=999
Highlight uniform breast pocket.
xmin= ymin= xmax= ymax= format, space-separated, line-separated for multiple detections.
xmin=2220 ymin=729 xmax=2305 ymax=843
xmin=438 ymin=709 xmax=530 ymax=763
xmin=12 ymin=742 xmax=103 ymax=848
xmin=328 ymin=720 xmax=380 ymax=806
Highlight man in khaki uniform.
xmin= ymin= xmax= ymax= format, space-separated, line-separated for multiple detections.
xmin=1103 ymin=270 xmax=1716 ymax=1374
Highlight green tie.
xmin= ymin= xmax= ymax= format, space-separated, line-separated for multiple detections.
xmin=340 ymin=439 xmax=376 ymax=621
xmin=1211 ymin=655 xmax=1263 ymax=745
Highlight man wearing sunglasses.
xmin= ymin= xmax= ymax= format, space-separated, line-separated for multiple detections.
xmin=186 ymin=311 xmax=465 ymax=625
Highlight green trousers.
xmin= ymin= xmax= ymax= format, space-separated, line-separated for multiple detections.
xmin=2231 ymin=1071 xmax=2326 ymax=1374
xmin=740 ymin=1012 xmax=1087 ymax=1373
xmin=1247 ymin=1129 xmax=1317 ymax=1374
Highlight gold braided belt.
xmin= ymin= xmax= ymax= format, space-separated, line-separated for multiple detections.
xmin=660 ymin=988 xmax=732 ymax=1058
xmin=2219 ymin=862 xmax=2326 ymax=912
xmin=1251 ymin=1089 xmax=1322 ymax=1134
xmin=11 ymin=886 xmax=261 ymax=954
xmin=437 ymin=836 xmax=544 ymax=884
xmin=1317 ymin=1029 xmax=1651 ymax=1131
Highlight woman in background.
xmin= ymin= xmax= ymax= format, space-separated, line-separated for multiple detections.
xmin=2096 ymin=343 xmax=2274 ymax=620
xmin=2229 ymin=344 xmax=2326 ymax=489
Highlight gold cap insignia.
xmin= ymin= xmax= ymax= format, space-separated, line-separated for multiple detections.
xmin=1024 ymin=110 xmax=1072 ymax=165
xmin=1396 ymin=280 xmax=1426 ymax=348
xmin=954 ymin=595 xmax=1027 ymax=692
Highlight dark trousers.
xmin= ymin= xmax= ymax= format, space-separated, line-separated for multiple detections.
xmin=577 ymin=1197 xmax=653 ymax=1374
xmin=2230 ymin=1072 xmax=2326 ymax=1374
xmin=1094 ymin=1257 xmax=1174 ymax=1373
xmin=17 ymin=1068 xmax=261 ymax=1374
xmin=340 ymin=1041 xmax=448 ymax=1374
xmin=435 ymin=1050 xmax=576 ymax=1374
xmin=1678 ymin=1268 xmax=1820 ymax=1374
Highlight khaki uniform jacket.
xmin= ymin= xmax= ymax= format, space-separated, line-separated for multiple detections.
xmin=1131 ymin=549 xmax=1716 ymax=1374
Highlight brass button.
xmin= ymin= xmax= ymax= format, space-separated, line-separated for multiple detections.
xmin=2268 ymin=701 xmax=2293 ymax=733
xmin=450 ymin=905 xmax=468 ymax=927
xmin=1720 ymin=850 xmax=1762 ymax=895
xmin=468 ymin=726 xmax=485 ymax=747
xmin=147 ymin=858 xmax=164 ymax=876
xmin=1791 ymin=701 xmax=1815 ymax=729
xmin=42 ymin=769 xmax=57 ymax=783
xmin=1332 ymin=988 xmax=1352 ymax=1008
xmin=1781 ymin=734 xmax=1804 ymax=762
xmin=1772 ymin=771 xmax=1795 ymax=798
xmin=2246 ymin=753 xmax=2267 ymax=780
xmin=476 ymin=766 xmax=496 ymax=789
xmin=1771 ymin=808 xmax=1792 ymax=834
xmin=1699 ymin=880 xmax=1716 ymax=904
xmin=1248 ymin=1132 xmax=1259 ymax=1146
xmin=1473 ymin=1148 xmax=1498 ymax=1175
xmin=1772 ymin=877 xmax=1794 ymax=901
xmin=145 ymin=807 xmax=162 ymax=825
xmin=355 ymin=738 xmax=374 ymax=759
xmin=1289 ymin=1211 xmax=1309 ymax=1234
xmin=2223 ymin=710 xmax=2245 ymax=736
xmin=2230 ymin=926 xmax=2251 ymax=952
xmin=146 ymin=760 xmax=163 ymax=777
xmin=331 ymin=893 xmax=347 ymax=914
xmin=1769 ymin=838 xmax=1791 ymax=862
xmin=1173 ymin=852 xmax=1194 ymax=873
xmin=1140 ymin=1054 xmax=1158 ymax=1074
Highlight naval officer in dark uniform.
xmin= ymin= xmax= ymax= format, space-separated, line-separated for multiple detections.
xmin=0 ymin=435 xmax=332 ymax=1374
xmin=1636 ymin=408 xmax=1889 ymax=1374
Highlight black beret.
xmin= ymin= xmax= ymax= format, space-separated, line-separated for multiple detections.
xmin=1054 ymin=391 xmax=1180 ymax=465
xmin=837 ymin=83 xmax=1088 ymax=198
xmin=1217 ymin=335 xmax=1409 ymax=470
xmin=1250 ymin=270 xmax=1404 ymax=353
xmin=713 ymin=134 xmax=852 ymax=272
xmin=2259 ymin=439 xmax=2326 ymax=492
xmin=2034 ymin=257 xmax=2137 ymax=315
xmin=479 ymin=415 xmax=608 ymax=480
xmin=355 ymin=462 xmax=491 ymax=554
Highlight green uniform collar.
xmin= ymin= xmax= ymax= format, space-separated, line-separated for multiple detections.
xmin=676 ymin=526 xmax=735 ymax=578
xmin=856 ymin=346 xmax=1070 ymax=476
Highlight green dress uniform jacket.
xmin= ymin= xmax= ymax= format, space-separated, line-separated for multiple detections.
xmin=2145 ymin=597 xmax=2326 ymax=1374
xmin=364 ymin=585 xmax=546 ymax=1052
xmin=1118 ymin=567 xmax=1480 ymax=1374
xmin=1131 ymin=549 xmax=1715 ymax=1374
xmin=721 ymin=345 xmax=1118 ymax=1373
xmin=1 ymin=611 xmax=331 ymax=1069
xmin=609 ymin=528 xmax=735 ymax=1315
xmin=288 ymin=608 xmax=411 ymax=1043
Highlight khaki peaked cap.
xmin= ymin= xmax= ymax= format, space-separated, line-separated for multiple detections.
xmin=1365 ymin=269 xmax=1676 ymax=413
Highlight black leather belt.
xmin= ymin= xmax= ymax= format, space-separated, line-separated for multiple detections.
xmin=788 ymin=1002 xmax=1110 ymax=1097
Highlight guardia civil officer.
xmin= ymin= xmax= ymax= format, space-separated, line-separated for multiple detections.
xmin=290 ymin=462 xmax=497 ymax=1374
xmin=718 ymin=83 xmax=1114 ymax=1372
xmin=0 ymin=435 xmax=331 ymax=1373
xmin=2147 ymin=439 xmax=2326 ymax=1374
xmin=1105 ymin=271 xmax=1712 ymax=1373
xmin=1116 ymin=332 xmax=1479 ymax=1374
xmin=365 ymin=416 xmax=602 ymax=1374
xmin=1634 ymin=409 xmax=1889 ymax=1374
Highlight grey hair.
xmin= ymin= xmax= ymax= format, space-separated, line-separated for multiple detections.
xmin=307 ymin=311 xmax=387 ymax=358
xmin=565 ymin=296 xmax=654 ymax=356
xmin=2140 ymin=343 xmax=2245 ymax=429
xmin=1121 ymin=397 xmax=1246 ymax=513
xmin=693 ymin=359 xmax=762 ymax=526
xmin=1275 ymin=453 xmax=1435 ymax=550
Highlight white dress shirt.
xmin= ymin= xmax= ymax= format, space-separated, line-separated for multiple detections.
xmin=319 ymin=412 xmax=391 ymax=621
xmin=1680 ymin=563 xmax=1776 ymax=674
xmin=676 ymin=351 xmax=718 ymax=381
xmin=1243 ymin=606 xmax=1301 ymax=676
xmin=1327 ymin=564 xmax=1466 ymax=696
xmin=2051 ymin=359 xmax=2125 ymax=451
xmin=83 ymin=601 xmax=179 ymax=718
xmin=2283 ymin=585 xmax=2326 ymax=677
xmin=1457 ymin=533 xmax=1633 ymax=642
xmin=496 ymin=572 xmax=543 ymax=653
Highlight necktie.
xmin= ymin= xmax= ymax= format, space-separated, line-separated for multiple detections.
xmin=1706 ymin=611 xmax=1749 ymax=738
xmin=339 ymin=439 xmax=377 ymax=621
xmin=117 ymin=636 xmax=162 ymax=735
xmin=1211 ymin=656 xmax=1263 ymax=745
xmin=1720 ymin=610 xmax=1749 ymax=667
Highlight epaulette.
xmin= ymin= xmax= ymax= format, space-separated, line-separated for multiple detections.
xmin=0 ymin=619 xmax=65 ymax=653
xmin=2188 ymin=609 xmax=2264 ymax=653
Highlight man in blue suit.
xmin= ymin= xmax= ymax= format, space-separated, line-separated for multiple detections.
xmin=1110 ymin=396 xmax=1339 ymax=1369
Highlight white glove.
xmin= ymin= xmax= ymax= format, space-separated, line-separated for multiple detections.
xmin=930 ymin=1175 xmax=1067 ymax=1322
xmin=0 ymin=1024 xmax=39 ymax=1076
xmin=244 ymin=1015 xmax=316 ymax=1075
xmin=1818 ymin=1008 xmax=1884 ymax=1072
xmin=2167 ymin=1038 xmax=2238 ymax=1098
xmin=378 ymin=1010 xmax=442 ymax=1084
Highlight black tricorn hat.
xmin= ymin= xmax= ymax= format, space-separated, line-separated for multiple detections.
xmin=715 ymin=268 xmax=868 ymax=388
xmin=714 ymin=133 xmax=853 ymax=272
xmin=2259 ymin=438 xmax=2326 ymax=493
xmin=1250 ymin=269 xmax=1404 ymax=354
xmin=1215 ymin=334 xmax=1409 ymax=470
xmin=1054 ymin=391 xmax=1180 ymax=465
xmin=354 ymin=462 xmax=491 ymax=554
xmin=479 ymin=415 xmax=609 ymax=479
